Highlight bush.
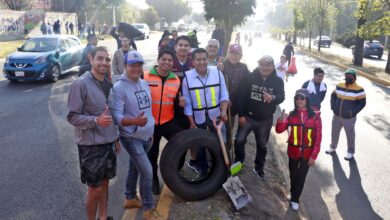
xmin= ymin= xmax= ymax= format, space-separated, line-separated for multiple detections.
xmin=335 ymin=32 xmax=356 ymax=48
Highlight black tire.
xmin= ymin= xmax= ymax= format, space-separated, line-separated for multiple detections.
xmin=160 ymin=129 xmax=228 ymax=201
xmin=378 ymin=55 xmax=382 ymax=59
xmin=8 ymin=78 xmax=18 ymax=83
xmin=49 ymin=64 xmax=61 ymax=82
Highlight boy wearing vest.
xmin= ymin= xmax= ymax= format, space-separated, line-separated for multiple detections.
xmin=144 ymin=49 xmax=184 ymax=194
xmin=235 ymin=55 xmax=285 ymax=180
xmin=182 ymin=48 xmax=230 ymax=177
xmin=276 ymin=89 xmax=322 ymax=211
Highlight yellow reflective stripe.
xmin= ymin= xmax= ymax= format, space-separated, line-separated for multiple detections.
xmin=307 ymin=129 xmax=312 ymax=147
xmin=210 ymin=87 xmax=217 ymax=107
xmin=293 ymin=126 xmax=298 ymax=145
xmin=195 ymin=89 xmax=202 ymax=109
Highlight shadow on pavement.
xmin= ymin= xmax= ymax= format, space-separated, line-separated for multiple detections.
xmin=364 ymin=114 xmax=390 ymax=140
xmin=332 ymin=154 xmax=383 ymax=220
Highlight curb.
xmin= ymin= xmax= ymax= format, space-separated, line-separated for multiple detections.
xmin=296 ymin=47 xmax=390 ymax=87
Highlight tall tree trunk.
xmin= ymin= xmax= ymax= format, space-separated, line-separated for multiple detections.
xmin=309 ymin=30 xmax=312 ymax=50
xmin=223 ymin=20 xmax=233 ymax=56
xmin=353 ymin=17 xmax=365 ymax=66
xmin=386 ymin=47 xmax=390 ymax=73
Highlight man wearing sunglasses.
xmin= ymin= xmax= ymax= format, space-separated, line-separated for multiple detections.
xmin=326 ymin=69 xmax=366 ymax=160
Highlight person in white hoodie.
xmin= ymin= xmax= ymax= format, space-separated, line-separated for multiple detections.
xmin=302 ymin=67 xmax=327 ymax=111
xmin=111 ymin=51 xmax=155 ymax=220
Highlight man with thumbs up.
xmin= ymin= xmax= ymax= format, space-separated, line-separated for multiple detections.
xmin=67 ymin=46 xmax=119 ymax=220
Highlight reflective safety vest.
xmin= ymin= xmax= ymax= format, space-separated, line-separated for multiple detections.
xmin=144 ymin=67 xmax=180 ymax=125
xmin=287 ymin=113 xmax=319 ymax=159
xmin=185 ymin=67 xmax=224 ymax=125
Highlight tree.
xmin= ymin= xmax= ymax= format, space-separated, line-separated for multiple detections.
xmin=202 ymin=0 xmax=256 ymax=54
xmin=311 ymin=0 xmax=337 ymax=52
xmin=1 ymin=0 xmax=31 ymax=10
xmin=139 ymin=7 xmax=160 ymax=29
xmin=146 ymin=0 xmax=190 ymax=26
xmin=356 ymin=0 xmax=390 ymax=73
xmin=353 ymin=0 xmax=370 ymax=67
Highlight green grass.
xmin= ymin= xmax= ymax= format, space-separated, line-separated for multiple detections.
xmin=0 ymin=40 xmax=25 ymax=59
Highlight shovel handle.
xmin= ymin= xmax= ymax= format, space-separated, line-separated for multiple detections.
xmin=213 ymin=118 xmax=230 ymax=167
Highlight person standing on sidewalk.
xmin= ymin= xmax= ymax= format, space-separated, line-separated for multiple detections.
xmin=275 ymin=55 xmax=288 ymax=82
xmin=144 ymin=49 xmax=184 ymax=194
xmin=111 ymin=35 xmax=133 ymax=83
xmin=182 ymin=48 xmax=230 ymax=177
xmin=325 ymin=69 xmax=366 ymax=160
xmin=67 ymin=46 xmax=119 ymax=220
xmin=79 ymin=34 xmax=98 ymax=76
xmin=111 ymin=50 xmax=156 ymax=219
xmin=302 ymin=67 xmax=327 ymax=111
xmin=234 ymin=55 xmax=285 ymax=180
xmin=283 ymin=42 xmax=294 ymax=66
xmin=275 ymin=89 xmax=322 ymax=211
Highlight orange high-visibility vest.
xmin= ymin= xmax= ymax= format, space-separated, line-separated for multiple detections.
xmin=144 ymin=67 xmax=180 ymax=125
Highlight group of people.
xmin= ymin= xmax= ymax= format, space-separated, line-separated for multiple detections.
xmin=40 ymin=20 xmax=63 ymax=35
xmin=67 ymin=30 xmax=367 ymax=220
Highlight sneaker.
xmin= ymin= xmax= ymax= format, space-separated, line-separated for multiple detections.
xmin=152 ymin=177 xmax=160 ymax=195
xmin=325 ymin=147 xmax=336 ymax=154
xmin=123 ymin=197 xmax=142 ymax=209
xmin=187 ymin=160 xmax=200 ymax=174
xmin=344 ymin=153 xmax=354 ymax=160
xmin=291 ymin=202 xmax=299 ymax=211
xmin=252 ymin=168 xmax=265 ymax=181
xmin=143 ymin=209 xmax=155 ymax=220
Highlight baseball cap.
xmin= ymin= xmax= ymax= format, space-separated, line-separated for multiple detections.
xmin=344 ymin=68 xmax=357 ymax=76
xmin=228 ymin=44 xmax=242 ymax=54
xmin=295 ymin=88 xmax=310 ymax=98
xmin=126 ymin=51 xmax=144 ymax=65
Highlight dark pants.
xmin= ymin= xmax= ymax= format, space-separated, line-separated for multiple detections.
xmin=148 ymin=119 xmax=182 ymax=179
xmin=234 ymin=117 xmax=273 ymax=173
xmin=289 ymin=157 xmax=310 ymax=203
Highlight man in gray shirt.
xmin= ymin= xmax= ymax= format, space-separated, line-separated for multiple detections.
xmin=67 ymin=46 xmax=119 ymax=220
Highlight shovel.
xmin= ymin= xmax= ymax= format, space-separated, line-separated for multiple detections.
xmin=213 ymin=118 xmax=252 ymax=210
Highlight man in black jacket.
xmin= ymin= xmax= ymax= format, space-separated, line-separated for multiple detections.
xmin=234 ymin=55 xmax=285 ymax=180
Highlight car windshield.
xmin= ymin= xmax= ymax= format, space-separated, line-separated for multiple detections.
xmin=133 ymin=25 xmax=144 ymax=29
xmin=318 ymin=36 xmax=330 ymax=40
xmin=20 ymin=38 xmax=58 ymax=52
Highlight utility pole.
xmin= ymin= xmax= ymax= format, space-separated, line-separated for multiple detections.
xmin=113 ymin=5 xmax=116 ymax=26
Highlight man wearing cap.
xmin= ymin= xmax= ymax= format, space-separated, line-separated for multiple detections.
xmin=222 ymin=44 xmax=250 ymax=145
xmin=111 ymin=50 xmax=155 ymax=219
xmin=235 ymin=55 xmax=285 ymax=180
xmin=326 ymin=69 xmax=366 ymax=160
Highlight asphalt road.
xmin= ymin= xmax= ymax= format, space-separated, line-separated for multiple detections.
xmin=1 ymin=31 xmax=389 ymax=220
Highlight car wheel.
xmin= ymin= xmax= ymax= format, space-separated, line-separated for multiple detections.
xmin=50 ymin=64 xmax=61 ymax=82
xmin=160 ymin=129 xmax=229 ymax=201
xmin=8 ymin=78 xmax=18 ymax=83
xmin=378 ymin=55 xmax=382 ymax=59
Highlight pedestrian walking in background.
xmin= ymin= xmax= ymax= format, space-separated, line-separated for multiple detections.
xmin=144 ymin=49 xmax=184 ymax=194
xmin=69 ymin=22 xmax=74 ymax=35
xmin=275 ymin=55 xmax=288 ymax=82
xmin=47 ymin=22 xmax=52 ymax=34
xmin=326 ymin=69 xmax=366 ymax=160
xmin=111 ymin=51 xmax=155 ymax=220
xmin=111 ymin=35 xmax=133 ymax=83
xmin=283 ymin=42 xmax=295 ymax=66
xmin=234 ymin=55 xmax=285 ymax=180
xmin=276 ymin=88 xmax=322 ymax=211
xmin=65 ymin=21 xmax=69 ymax=34
xmin=40 ymin=22 xmax=47 ymax=35
xmin=67 ymin=46 xmax=119 ymax=220
xmin=182 ymin=48 xmax=230 ymax=177
xmin=188 ymin=29 xmax=200 ymax=49
xmin=78 ymin=22 xmax=83 ymax=36
xmin=235 ymin=32 xmax=241 ymax=45
xmin=302 ymin=67 xmax=327 ymax=111
xmin=212 ymin=24 xmax=225 ymax=56
xmin=78 ymin=34 xmax=98 ymax=77
xmin=222 ymin=44 xmax=250 ymax=145
xmin=110 ymin=26 xmax=137 ymax=50
xmin=168 ymin=29 xmax=178 ymax=51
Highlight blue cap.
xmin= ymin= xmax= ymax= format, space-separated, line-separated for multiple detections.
xmin=126 ymin=50 xmax=144 ymax=64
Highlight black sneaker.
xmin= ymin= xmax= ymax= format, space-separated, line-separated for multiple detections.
xmin=253 ymin=168 xmax=265 ymax=181
xmin=152 ymin=177 xmax=160 ymax=195
xmin=187 ymin=160 xmax=201 ymax=174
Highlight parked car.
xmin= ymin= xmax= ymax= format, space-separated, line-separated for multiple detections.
xmin=351 ymin=40 xmax=384 ymax=59
xmin=313 ymin=36 xmax=332 ymax=47
xmin=133 ymin=23 xmax=150 ymax=40
xmin=3 ymin=35 xmax=83 ymax=82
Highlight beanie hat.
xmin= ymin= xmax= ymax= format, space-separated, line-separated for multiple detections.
xmin=295 ymin=88 xmax=310 ymax=98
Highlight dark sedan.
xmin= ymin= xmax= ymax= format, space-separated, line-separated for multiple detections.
xmin=313 ymin=36 xmax=332 ymax=47
xmin=3 ymin=35 xmax=83 ymax=82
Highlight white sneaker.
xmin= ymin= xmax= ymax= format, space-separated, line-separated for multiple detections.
xmin=344 ymin=153 xmax=354 ymax=160
xmin=325 ymin=148 xmax=336 ymax=154
xmin=291 ymin=202 xmax=299 ymax=211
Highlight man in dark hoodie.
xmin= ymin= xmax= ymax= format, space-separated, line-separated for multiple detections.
xmin=234 ymin=55 xmax=285 ymax=180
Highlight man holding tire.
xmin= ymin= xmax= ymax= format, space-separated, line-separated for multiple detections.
xmin=182 ymin=48 xmax=230 ymax=177
xmin=234 ymin=55 xmax=285 ymax=180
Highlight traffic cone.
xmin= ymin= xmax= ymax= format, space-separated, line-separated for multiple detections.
xmin=287 ymin=56 xmax=297 ymax=74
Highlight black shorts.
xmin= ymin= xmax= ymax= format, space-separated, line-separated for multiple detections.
xmin=77 ymin=143 xmax=116 ymax=187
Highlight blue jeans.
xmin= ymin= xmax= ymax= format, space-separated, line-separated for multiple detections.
xmin=120 ymin=136 xmax=154 ymax=210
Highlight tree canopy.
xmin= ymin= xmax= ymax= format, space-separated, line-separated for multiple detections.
xmin=146 ymin=0 xmax=190 ymax=25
